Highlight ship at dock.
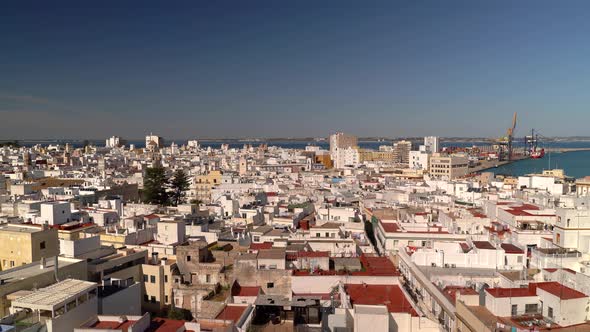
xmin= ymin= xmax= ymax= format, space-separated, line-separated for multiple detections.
xmin=526 ymin=129 xmax=545 ymax=159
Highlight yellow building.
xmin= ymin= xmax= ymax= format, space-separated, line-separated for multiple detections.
xmin=358 ymin=149 xmax=394 ymax=162
xmin=193 ymin=170 xmax=223 ymax=203
xmin=142 ymin=254 xmax=178 ymax=314
xmin=0 ymin=224 xmax=58 ymax=271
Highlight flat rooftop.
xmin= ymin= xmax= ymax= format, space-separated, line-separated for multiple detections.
xmin=0 ymin=257 xmax=83 ymax=290
xmin=12 ymin=279 xmax=96 ymax=310
xmin=0 ymin=224 xmax=45 ymax=234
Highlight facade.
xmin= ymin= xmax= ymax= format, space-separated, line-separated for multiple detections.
xmin=392 ymin=140 xmax=412 ymax=166
xmin=424 ymin=136 xmax=440 ymax=153
xmin=333 ymin=147 xmax=360 ymax=169
xmin=145 ymin=134 xmax=163 ymax=150
xmin=429 ymin=153 xmax=470 ymax=179
xmin=38 ymin=201 xmax=72 ymax=226
xmin=142 ymin=254 xmax=177 ymax=314
xmin=0 ymin=224 xmax=58 ymax=270
xmin=193 ymin=170 xmax=223 ymax=203
xmin=329 ymin=132 xmax=358 ymax=155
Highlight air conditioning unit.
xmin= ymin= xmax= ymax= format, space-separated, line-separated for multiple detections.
xmin=451 ymin=264 xmax=456 ymax=268
xmin=431 ymin=263 xmax=437 ymax=267
xmin=444 ymin=263 xmax=450 ymax=268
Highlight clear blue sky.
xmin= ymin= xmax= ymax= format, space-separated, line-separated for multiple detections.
xmin=2 ymin=1 xmax=590 ymax=139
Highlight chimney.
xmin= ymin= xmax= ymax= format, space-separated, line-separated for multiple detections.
xmin=152 ymin=252 xmax=159 ymax=265
xmin=161 ymin=257 xmax=167 ymax=266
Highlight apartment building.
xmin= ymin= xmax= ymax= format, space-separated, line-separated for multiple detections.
xmin=142 ymin=253 xmax=177 ymax=314
xmin=0 ymin=224 xmax=58 ymax=270
xmin=429 ymin=153 xmax=469 ymax=179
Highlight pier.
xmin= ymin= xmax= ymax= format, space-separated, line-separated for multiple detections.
xmin=544 ymin=147 xmax=590 ymax=153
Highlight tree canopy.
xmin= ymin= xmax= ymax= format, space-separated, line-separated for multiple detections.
xmin=170 ymin=169 xmax=190 ymax=206
xmin=143 ymin=166 xmax=170 ymax=205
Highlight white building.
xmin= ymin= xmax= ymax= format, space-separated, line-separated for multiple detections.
xmin=333 ymin=147 xmax=360 ymax=169
xmin=424 ymin=136 xmax=439 ymax=153
xmin=329 ymin=132 xmax=358 ymax=156
xmin=145 ymin=134 xmax=163 ymax=149
xmin=105 ymin=136 xmax=122 ymax=148
xmin=409 ymin=148 xmax=430 ymax=170
xmin=38 ymin=201 xmax=72 ymax=226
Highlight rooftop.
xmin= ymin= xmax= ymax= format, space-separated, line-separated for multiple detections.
xmin=345 ymin=284 xmax=417 ymax=315
xmin=12 ymin=278 xmax=96 ymax=310
xmin=215 ymin=304 xmax=248 ymax=322
xmin=257 ymin=249 xmax=286 ymax=260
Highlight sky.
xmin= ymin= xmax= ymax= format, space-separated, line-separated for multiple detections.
xmin=2 ymin=1 xmax=590 ymax=140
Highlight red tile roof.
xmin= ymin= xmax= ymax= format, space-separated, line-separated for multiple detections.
xmin=145 ymin=318 xmax=187 ymax=332
xmin=345 ymin=284 xmax=417 ymax=315
xmin=380 ymin=221 xmax=401 ymax=233
xmin=232 ymin=284 xmax=260 ymax=297
xmin=298 ymin=251 xmax=330 ymax=258
xmin=473 ymin=241 xmax=495 ymax=250
xmin=359 ymin=255 xmax=400 ymax=276
xmin=249 ymin=242 xmax=273 ymax=250
xmin=487 ymin=282 xmax=587 ymax=300
xmin=215 ymin=305 xmax=247 ymax=322
xmin=486 ymin=287 xmax=537 ymax=298
xmin=536 ymin=282 xmax=587 ymax=300
xmin=501 ymin=243 xmax=524 ymax=254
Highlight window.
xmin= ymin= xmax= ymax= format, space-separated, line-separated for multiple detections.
xmin=525 ymin=303 xmax=538 ymax=314
xmin=40 ymin=241 xmax=46 ymax=250
xmin=206 ymin=274 xmax=211 ymax=283
xmin=267 ymin=282 xmax=274 ymax=288
xmin=269 ymin=264 xmax=277 ymax=269
xmin=144 ymin=295 xmax=149 ymax=302
xmin=150 ymin=275 xmax=156 ymax=283
xmin=143 ymin=275 xmax=148 ymax=282
xmin=548 ymin=307 xmax=554 ymax=318
xmin=325 ymin=232 xmax=329 ymax=237
xmin=187 ymin=255 xmax=191 ymax=262
xmin=10 ymin=261 xmax=14 ymax=267
xmin=150 ymin=296 xmax=156 ymax=303
xmin=165 ymin=295 xmax=169 ymax=303
xmin=511 ymin=304 xmax=517 ymax=316
xmin=517 ymin=256 xmax=523 ymax=263
xmin=164 ymin=275 xmax=168 ymax=283
xmin=316 ymin=233 xmax=321 ymax=237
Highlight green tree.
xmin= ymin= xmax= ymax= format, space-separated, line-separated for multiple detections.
xmin=143 ymin=167 xmax=170 ymax=205
xmin=167 ymin=307 xmax=192 ymax=320
xmin=170 ymin=169 xmax=190 ymax=206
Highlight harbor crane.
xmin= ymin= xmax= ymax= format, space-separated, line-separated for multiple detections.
xmin=507 ymin=112 xmax=517 ymax=161
xmin=495 ymin=112 xmax=517 ymax=161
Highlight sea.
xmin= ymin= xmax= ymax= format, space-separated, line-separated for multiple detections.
xmin=7 ymin=138 xmax=590 ymax=179
xmin=491 ymin=150 xmax=590 ymax=179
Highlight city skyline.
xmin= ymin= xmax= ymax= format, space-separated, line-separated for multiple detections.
xmin=3 ymin=1 xmax=590 ymax=139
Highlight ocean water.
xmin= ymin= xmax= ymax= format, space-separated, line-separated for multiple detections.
xmin=491 ymin=150 xmax=590 ymax=179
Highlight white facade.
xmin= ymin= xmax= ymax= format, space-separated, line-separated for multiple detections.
xmin=333 ymin=147 xmax=360 ymax=169
xmin=39 ymin=201 xmax=72 ymax=225
xmin=424 ymin=136 xmax=439 ymax=153
xmin=409 ymin=150 xmax=429 ymax=170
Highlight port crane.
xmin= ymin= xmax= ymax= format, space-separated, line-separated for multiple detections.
xmin=495 ymin=112 xmax=517 ymax=161
xmin=507 ymin=112 xmax=517 ymax=160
